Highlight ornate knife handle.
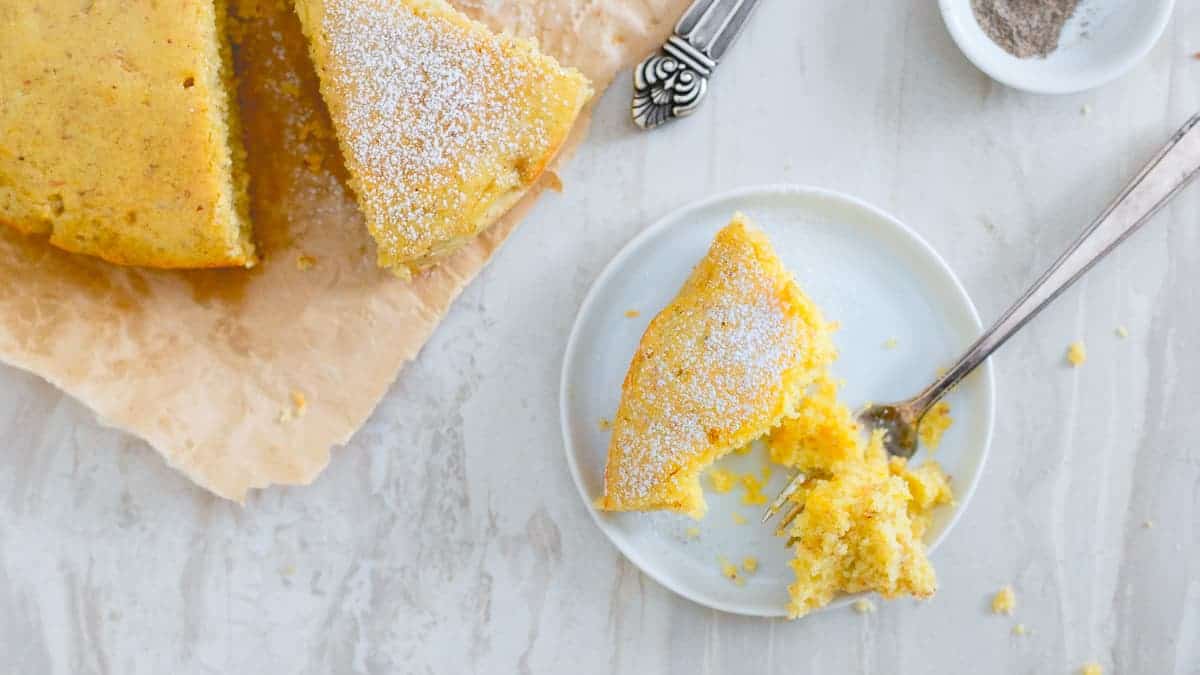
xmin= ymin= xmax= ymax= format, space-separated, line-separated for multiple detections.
xmin=632 ymin=0 xmax=762 ymax=130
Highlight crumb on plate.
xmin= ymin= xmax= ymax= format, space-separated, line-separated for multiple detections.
xmin=1116 ymin=325 xmax=1129 ymax=338
xmin=742 ymin=557 xmax=758 ymax=574
xmin=598 ymin=417 xmax=612 ymax=431
xmin=1012 ymin=623 xmax=1028 ymax=636
xmin=720 ymin=558 xmax=743 ymax=586
xmin=732 ymin=512 xmax=747 ymax=525
xmin=992 ymin=585 xmax=1016 ymax=615
xmin=918 ymin=401 xmax=953 ymax=450
xmin=852 ymin=598 xmax=876 ymax=614
xmin=1080 ymin=663 xmax=1103 ymax=675
xmin=623 ymin=309 xmax=640 ymax=318
xmin=685 ymin=527 xmax=701 ymax=540
xmin=740 ymin=473 xmax=767 ymax=506
xmin=709 ymin=468 xmax=736 ymax=493
xmin=882 ymin=337 xmax=898 ymax=350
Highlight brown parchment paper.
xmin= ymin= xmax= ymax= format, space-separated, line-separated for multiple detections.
xmin=0 ymin=0 xmax=688 ymax=501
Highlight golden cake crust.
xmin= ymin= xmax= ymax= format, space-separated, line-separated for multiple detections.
xmin=597 ymin=215 xmax=836 ymax=518
xmin=0 ymin=0 xmax=254 ymax=268
xmin=293 ymin=0 xmax=592 ymax=276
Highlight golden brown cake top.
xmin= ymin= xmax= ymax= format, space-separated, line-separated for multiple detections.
xmin=598 ymin=216 xmax=835 ymax=517
xmin=0 ymin=0 xmax=253 ymax=269
xmin=294 ymin=0 xmax=591 ymax=273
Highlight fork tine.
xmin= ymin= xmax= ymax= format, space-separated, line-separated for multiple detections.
xmin=761 ymin=470 xmax=805 ymax=523
xmin=774 ymin=502 xmax=803 ymax=537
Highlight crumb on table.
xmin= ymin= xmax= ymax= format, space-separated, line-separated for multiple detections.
xmin=291 ymin=390 xmax=307 ymax=416
xmin=1067 ymin=341 xmax=1087 ymax=367
xmin=297 ymin=254 xmax=317 ymax=270
xmin=852 ymin=598 xmax=876 ymax=614
xmin=992 ymin=585 xmax=1016 ymax=615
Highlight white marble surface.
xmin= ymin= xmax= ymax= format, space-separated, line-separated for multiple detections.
xmin=2 ymin=1 xmax=1199 ymax=673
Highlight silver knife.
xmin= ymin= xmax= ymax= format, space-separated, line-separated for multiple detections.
xmin=632 ymin=0 xmax=763 ymax=130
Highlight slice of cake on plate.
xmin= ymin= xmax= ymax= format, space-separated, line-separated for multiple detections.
xmin=293 ymin=0 xmax=592 ymax=277
xmin=595 ymin=215 xmax=837 ymax=519
xmin=0 ymin=0 xmax=254 ymax=268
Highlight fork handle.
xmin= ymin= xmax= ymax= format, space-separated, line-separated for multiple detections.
xmin=911 ymin=113 xmax=1200 ymax=415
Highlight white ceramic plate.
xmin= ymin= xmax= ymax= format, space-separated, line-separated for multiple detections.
xmin=560 ymin=185 xmax=996 ymax=617
xmin=940 ymin=0 xmax=1174 ymax=95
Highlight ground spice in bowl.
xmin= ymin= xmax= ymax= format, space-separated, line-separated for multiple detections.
xmin=971 ymin=0 xmax=1081 ymax=58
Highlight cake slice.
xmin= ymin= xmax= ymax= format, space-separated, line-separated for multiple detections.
xmin=293 ymin=0 xmax=592 ymax=277
xmin=0 ymin=0 xmax=254 ymax=268
xmin=596 ymin=215 xmax=836 ymax=519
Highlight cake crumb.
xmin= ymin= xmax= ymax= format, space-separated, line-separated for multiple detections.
xmin=1115 ymin=325 xmax=1129 ymax=338
xmin=303 ymin=152 xmax=323 ymax=172
xmin=1080 ymin=663 xmax=1103 ymax=675
xmin=1080 ymin=103 xmax=1092 ymax=116
xmin=1142 ymin=519 xmax=1154 ymax=529
xmin=598 ymin=417 xmax=612 ymax=431
xmin=685 ymin=527 xmax=701 ymax=539
xmin=882 ymin=337 xmax=898 ymax=350
xmin=296 ymin=254 xmax=317 ymax=270
xmin=280 ymin=563 xmax=296 ymax=577
xmin=1066 ymin=341 xmax=1087 ymax=367
xmin=740 ymin=473 xmax=768 ymax=506
xmin=918 ymin=401 xmax=953 ymax=450
xmin=623 ymin=309 xmax=640 ymax=318
xmin=852 ymin=598 xmax=876 ymax=614
xmin=732 ymin=443 xmax=753 ymax=456
xmin=732 ymin=512 xmax=748 ymax=525
xmin=291 ymin=390 xmax=307 ymax=417
xmin=992 ymin=585 xmax=1016 ymax=615
xmin=720 ymin=558 xmax=743 ymax=586
xmin=761 ymin=463 xmax=773 ymax=481
xmin=709 ymin=468 xmax=736 ymax=493
xmin=1012 ymin=623 xmax=1029 ymax=636
xmin=742 ymin=557 xmax=758 ymax=574
xmin=543 ymin=170 xmax=563 ymax=193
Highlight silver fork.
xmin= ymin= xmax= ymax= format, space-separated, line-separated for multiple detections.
xmin=763 ymin=113 xmax=1200 ymax=530
xmin=631 ymin=0 xmax=762 ymax=129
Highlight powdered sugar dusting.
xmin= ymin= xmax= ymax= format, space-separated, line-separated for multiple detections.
xmin=310 ymin=0 xmax=584 ymax=263
xmin=608 ymin=224 xmax=809 ymax=502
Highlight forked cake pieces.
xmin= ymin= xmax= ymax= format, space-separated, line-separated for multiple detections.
xmin=595 ymin=215 xmax=837 ymax=519
xmin=0 ymin=1 xmax=254 ymax=269
xmin=293 ymin=0 xmax=593 ymax=277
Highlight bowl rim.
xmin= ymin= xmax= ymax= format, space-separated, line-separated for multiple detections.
xmin=938 ymin=0 xmax=1176 ymax=95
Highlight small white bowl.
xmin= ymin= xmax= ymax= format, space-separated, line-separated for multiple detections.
xmin=940 ymin=0 xmax=1174 ymax=94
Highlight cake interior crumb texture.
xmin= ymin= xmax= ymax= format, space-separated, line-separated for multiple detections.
xmin=0 ymin=0 xmax=255 ymax=268
xmin=293 ymin=0 xmax=592 ymax=276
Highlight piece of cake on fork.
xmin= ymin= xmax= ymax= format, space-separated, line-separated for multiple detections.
xmin=293 ymin=0 xmax=592 ymax=277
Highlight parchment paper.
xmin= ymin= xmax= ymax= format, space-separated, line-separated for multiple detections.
xmin=0 ymin=0 xmax=688 ymax=501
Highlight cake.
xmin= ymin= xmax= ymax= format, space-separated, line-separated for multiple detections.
xmin=595 ymin=215 xmax=837 ymax=519
xmin=293 ymin=0 xmax=592 ymax=276
xmin=781 ymin=431 xmax=952 ymax=618
xmin=0 ymin=0 xmax=254 ymax=268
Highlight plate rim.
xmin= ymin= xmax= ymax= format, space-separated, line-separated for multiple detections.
xmin=558 ymin=183 xmax=997 ymax=617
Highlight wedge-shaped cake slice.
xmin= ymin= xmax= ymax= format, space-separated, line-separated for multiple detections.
xmin=0 ymin=0 xmax=254 ymax=268
xmin=294 ymin=0 xmax=592 ymax=276
xmin=596 ymin=215 xmax=836 ymax=519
